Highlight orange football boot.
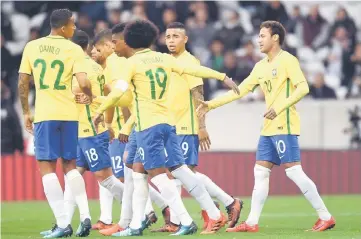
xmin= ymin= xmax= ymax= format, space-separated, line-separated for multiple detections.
xmin=201 ymin=201 xmax=220 ymax=230
xmin=226 ymin=198 xmax=243 ymax=228
xmin=200 ymin=212 xmax=227 ymax=234
xmin=311 ymin=216 xmax=336 ymax=231
xmin=151 ymin=222 xmax=180 ymax=233
xmin=91 ymin=220 xmax=113 ymax=230
xmin=99 ymin=223 xmax=124 ymax=236
xmin=226 ymin=221 xmax=259 ymax=232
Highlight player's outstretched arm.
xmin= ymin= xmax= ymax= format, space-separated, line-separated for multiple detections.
xmin=196 ymin=74 xmax=259 ymax=118
xmin=167 ymin=54 xmax=240 ymax=95
xmin=75 ymin=72 xmax=93 ymax=100
xmin=18 ymin=73 xmax=33 ymax=134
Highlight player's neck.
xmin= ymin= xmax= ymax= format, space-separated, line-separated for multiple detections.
xmin=49 ymin=29 xmax=65 ymax=38
xmin=172 ymin=48 xmax=186 ymax=58
xmin=133 ymin=48 xmax=149 ymax=53
xmin=266 ymin=46 xmax=282 ymax=62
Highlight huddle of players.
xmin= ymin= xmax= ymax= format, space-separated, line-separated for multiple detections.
xmin=18 ymin=7 xmax=336 ymax=239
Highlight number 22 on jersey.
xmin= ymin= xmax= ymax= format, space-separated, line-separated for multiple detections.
xmin=34 ymin=58 xmax=66 ymax=90
xmin=145 ymin=68 xmax=168 ymax=99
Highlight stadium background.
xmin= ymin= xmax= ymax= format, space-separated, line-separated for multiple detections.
xmin=1 ymin=1 xmax=361 ymax=201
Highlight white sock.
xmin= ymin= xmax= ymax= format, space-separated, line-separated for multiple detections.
xmin=98 ymin=182 xmax=114 ymax=224
xmin=42 ymin=173 xmax=68 ymax=228
xmin=286 ymin=165 xmax=331 ymax=220
xmin=169 ymin=179 xmax=181 ymax=225
xmin=100 ymin=175 xmax=124 ymax=202
xmin=119 ymin=167 xmax=133 ymax=228
xmin=129 ymin=172 xmax=148 ymax=229
xmin=173 ymin=179 xmax=182 ymax=195
xmin=149 ymin=185 xmax=167 ymax=211
xmin=196 ymin=172 xmax=234 ymax=207
xmin=144 ymin=195 xmax=154 ymax=215
xmin=151 ymin=173 xmax=193 ymax=226
xmin=64 ymin=176 xmax=77 ymax=223
xmin=172 ymin=165 xmax=220 ymax=220
xmin=66 ymin=169 xmax=91 ymax=222
xmin=246 ymin=165 xmax=271 ymax=226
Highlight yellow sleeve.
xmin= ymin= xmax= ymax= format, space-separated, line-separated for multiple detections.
xmin=166 ymin=54 xmax=225 ymax=81
xmin=274 ymin=57 xmax=309 ymax=115
xmin=95 ymin=64 xmax=135 ymax=114
xmin=73 ymin=46 xmax=87 ymax=74
xmin=119 ymin=114 xmax=135 ymax=136
xmin=208 ymin=68 xmax=259 ymax=110
xmin=184 ymin=58 xmax=203 ymax=89
xmin=18 ymin=44 xmax=32 ymax=75
xmin=286 ymin=56 xmax=307 ymax=86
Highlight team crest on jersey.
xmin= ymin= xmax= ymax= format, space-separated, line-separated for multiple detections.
xmin=272 ymin=69 xmax=277 ymax=78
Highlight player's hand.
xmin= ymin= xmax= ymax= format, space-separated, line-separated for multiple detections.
xmin=92 ymin=113 xmax=105 ymax=133
xmin=264 ymin=108 xmax=277 ymax=120
xmin=23 ymin=114 xmax=34 ymax=134
xmin=75 ymin=93 xmax=92 ymax=105
xmin=196 ymin=100 xmax=210 ymax=118
xmin=198 ymin=128 xmax=211 ymax=151
xmin=118 ymin=133 xmax=129 ymax=143
xmin=223 ymin=76 xmax=240 ymax=95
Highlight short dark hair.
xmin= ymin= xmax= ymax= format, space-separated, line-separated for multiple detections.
xmin=166 ymin=22 xmax=185 ymax=30
xmin=93 ymin=29 xmax=112 ymax=45
xmin=50 ymin=9 xmax=72 ymax=29
xmin=124 ymin=20 xmax=159 ymax=49
xmin=71 ymin=30 xmax=89 ymax=50
xmin=260 ymin=21 xmax=286 ymax=45
xmin=112 ymin=23 xmax=127 ymax=35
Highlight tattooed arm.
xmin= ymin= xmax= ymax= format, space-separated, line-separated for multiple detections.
xmin=18 ymin=73 xmax=33 ymax=133
xmin=191 ymin=85 xmax=211 ymax=150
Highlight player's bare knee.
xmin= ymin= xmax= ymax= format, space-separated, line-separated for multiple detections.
xmin=256 ymin=160 xmax=274 ymax=170
xmin=283 ymin=161 xmax=301 ymax=169
xmin=125 ymin=163 xmax=133 ymax=170
xmin=37 ymin=160 xmax=57 ymax=176
xmin=76 ymin=167 xmax=86 ymax=175
xmin=133 ymin=162 xmax=147 ymax=174
xmin=147 ymin=167 xmax=166 ymax=179
xmin=187 ymin=165 xmax=197 ymax=173
xmin=61 ymin=159 xmax=77 ymax=174
xmin=94 ymin=168 xmax=113 ymax=181
xmin=168 ymin=164 xmax=182 ymax=172
xmin=165 ymin=169 xmax=175 ymax=179
xmin=118 ymin=177 xmax=125 ymax=183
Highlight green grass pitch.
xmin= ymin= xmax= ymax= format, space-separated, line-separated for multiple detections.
xmin=2 ymin=195 xmax=361 ymax=239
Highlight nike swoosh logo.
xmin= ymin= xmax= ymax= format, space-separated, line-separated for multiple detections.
xmin=114 ymin=168 xmax=123 ymax=173
xmin=258 ymin=77 xmax=263 ymax=79
xmin=90 ymin=162 xmax=99 ymax=167
xmin=279 ymin=155 xmax=285 ymax=159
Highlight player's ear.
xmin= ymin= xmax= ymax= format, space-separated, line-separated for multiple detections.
xmin=184 ymin=35 xmax=188 ymax=44
xmin=273 ymin=34 xmax=279 ymax=43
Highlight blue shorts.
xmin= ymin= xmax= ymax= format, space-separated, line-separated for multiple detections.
xmin=109 ymin=139 xmax=126 ymax=178
xmin=34 ymin=121 xmax=78 ymax=160
xmin=77 ymin=131 xmax=112 ymax=172
xmin=165 ymin=135 xmax=198 ymax=167
xmin=124 ymin=129 xmax=137 ymax=165
xmin=136 ymin=124 xmax=184 ymax=170
xmin=256 ymin=135 xmax=301 ymax=166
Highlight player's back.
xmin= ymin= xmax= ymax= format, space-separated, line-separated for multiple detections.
xmin=127 ymin=49 xmax=176 ymax=131
xmin=19 ymin=35 xmax=85 ymax=123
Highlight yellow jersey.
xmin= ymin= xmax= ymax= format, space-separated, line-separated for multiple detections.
xmin=209 ymin=50 xmax=308 ymax=136
xmin=73 ymin=56 xmax=107 ymax=138
xmin=104 ymin=53 xmax=134 ymax=135
xmin=97 ymin=48 xmax=226 ymax=132
xmin=18 ymin=35 xmax=86 ymax=123
xmin=169 ymin=51 xmax=203 ymax=135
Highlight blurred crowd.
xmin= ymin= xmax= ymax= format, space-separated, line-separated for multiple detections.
xmin=2 ymin=1 xmax=361 ymax=153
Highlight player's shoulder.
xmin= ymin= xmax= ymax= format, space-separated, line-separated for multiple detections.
xmin=280 ymin=50 xmax=299 ymax=64
xmin=181 ymin=51 xmax=200 ymax=64
xmin=87 ymin=57 xmax=103 ymax=72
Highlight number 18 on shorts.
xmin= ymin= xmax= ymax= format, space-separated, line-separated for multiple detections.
xmin=256 ymin=135 xmax=301 ymax=165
